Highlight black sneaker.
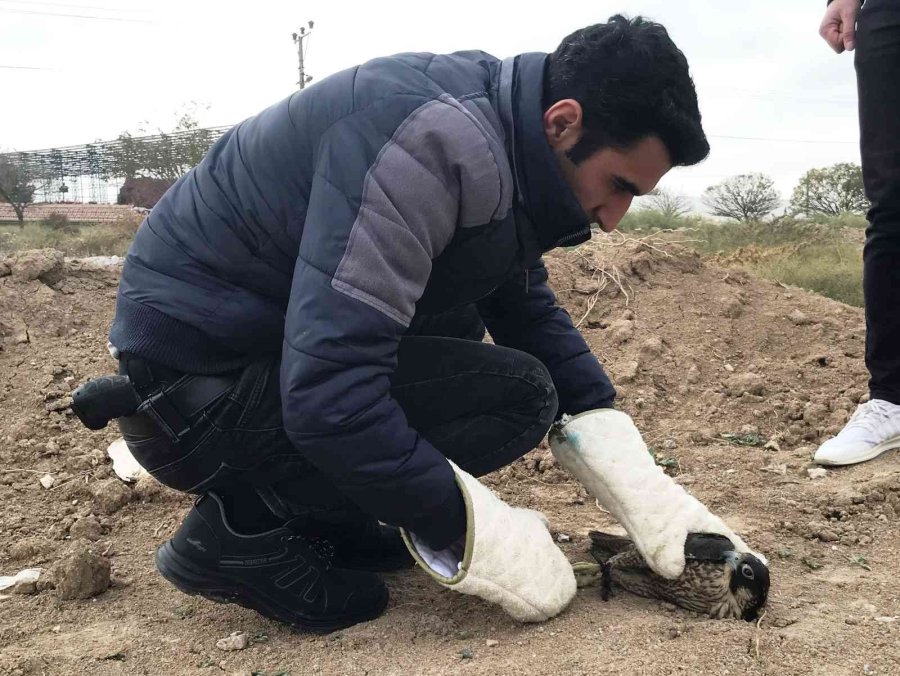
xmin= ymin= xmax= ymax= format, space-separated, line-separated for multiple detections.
xmin=295 ymin=516 xmax=415 ymax=573
xmin=155 ymin=493 xmax=389 ymax=633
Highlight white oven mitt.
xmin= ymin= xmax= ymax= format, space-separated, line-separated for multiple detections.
xmin=401 ymin=460 xmax=576 ymax=623
xmin=549 ymin=409 xmax=761 ymax=579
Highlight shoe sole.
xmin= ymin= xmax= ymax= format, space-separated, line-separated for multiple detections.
xmin=155 ymin=541 xmax=389 ymax=634
xmin=816 ymin=435 xmax=900 ymax=466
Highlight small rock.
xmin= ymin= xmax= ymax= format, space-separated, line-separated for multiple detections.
xmin=39 ymin=474 xmax=55 ymax=489
xmin=622 ymin=309 xmax=635 ymax=320
xmin=874 ymin=616 xmax=897 ymax=623
xmin=134 ymin=474 xmax=162 ymax=500
xmin=8 ymin=537 xmax=52 ymax=561
xmin=845 ymin=616 xmax=861 ymax=626
xmin=817 ymin=529 xmax=839 ymax=543
xmin=807 ymin=468 xmax=828 ymax=480
xmin=763 ymin=438 xmax=781 ymax=452
xmin=725 ymin=373 xmax=766 ymax=397
xmin=788 ymin=309 xmax=812 ymax=326
xmin=573 ymin=279 xmax=600 ymax=295
xmin=215 ymin=632 xmax=249 ymax=652
xmin=722 ymin=297 xmax=744 ymax=319
xmin=851 ymin=600 xmax=878 ymax=615
xmin=771 ymin=617 xmax=798 ymax=628
xmin=686 ymin=366 xmax=701 ymax=384
xmin=10 ymin=577 xmax=39 ymax=596
xmin=639 ymin=336 xmax=664 ymax=358
xmin=629 ymin=251 xmax=655 ymax=280
xmin=761 ymin=463 xmax=787 ymax=476
xmin=9 ymin=249 xmax=65 ymax=283
xmin=617 ymin=360 xmax=640 ymax=383
xmin=556 ymin=533 xmax=571 ymax=543
xmin=608 ymin=319 xmax=634 ymax=345
xmin=485 ymin=639 xmax=499 ymax=647
xmin=52 ymin=550 xmax=111 ymax=600
xmin=803 ymin=403 xmax=829 ymax=425
xmin=69 ymin=515 xmax=102 ymax=542
xmin=92 ymin=478 xmax=132 ymax=514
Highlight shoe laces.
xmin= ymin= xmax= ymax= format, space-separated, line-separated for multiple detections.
xmin=846 ymin=399 xmax=897 ymax=435
xmin=282 ymin=534 xmax=335 ymax=570
xmin=310 ymin=538 xmax=335 ymax=569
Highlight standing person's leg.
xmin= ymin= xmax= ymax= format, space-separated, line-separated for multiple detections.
xmin=859 ymin=0 xmax=900 ymax=404
xmin=816 ymin=0 xmax=900 ymax=465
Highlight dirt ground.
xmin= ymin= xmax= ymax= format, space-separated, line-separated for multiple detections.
xmin=1 ymin=235 xmax=898 ymax=676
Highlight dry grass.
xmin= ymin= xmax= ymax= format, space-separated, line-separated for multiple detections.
xmin=0 ymin=212 xmax=141 ymax=257
xmin=614 ymin=210 xmax=865 ymax=307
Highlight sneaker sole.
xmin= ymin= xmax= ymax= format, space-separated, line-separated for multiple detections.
xmin=155 ymin=541 xmax=389 ymax=633
xmin=816 ymin=435 xmax=900 ymax=466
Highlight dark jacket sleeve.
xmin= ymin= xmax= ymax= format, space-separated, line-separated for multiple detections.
xmin=281 ymin=97 xmax=509 ymax=550
xmin=478 ymin=260 xmax=616 ymax=416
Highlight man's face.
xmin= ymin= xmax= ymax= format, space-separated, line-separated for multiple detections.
xmin=545 ymin=99 xmax=672 ymax=232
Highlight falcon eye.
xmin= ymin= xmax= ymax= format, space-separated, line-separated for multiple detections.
xmin=741 ymin=564 xmax=755 ymax=580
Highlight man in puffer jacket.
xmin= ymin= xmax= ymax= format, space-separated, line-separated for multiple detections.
xmin=107 ymin=15 xmax=748 ymax=631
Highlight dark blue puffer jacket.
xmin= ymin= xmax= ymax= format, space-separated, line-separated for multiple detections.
xmin=110 ymin=51 xmax=616 ymax=547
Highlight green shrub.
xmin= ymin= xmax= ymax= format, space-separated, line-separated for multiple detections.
xmin=754 ymin=243 xmax=863 ymax=307
xmin=805 ymin=212 xmax=868 ymax=229
xmin=40 ymin=211 xmax=78 ymax=234
xmin=0 ymin=222 xmax=67 ymax=251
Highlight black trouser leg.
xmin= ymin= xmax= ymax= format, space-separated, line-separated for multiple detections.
xmin=117 ymin=335 xmax=557 ymax=522
xmin=857 ymin=0 xmax=900 ymax=404
xmin=390 ymin=336 xmax=558 ymax=476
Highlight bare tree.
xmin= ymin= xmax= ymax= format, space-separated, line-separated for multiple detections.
xmin=108 ymin=104 xmax=217 ymax=182
xmin=702 ymin=173 xmax=781 ymax=222
xmin=644 ymin=188 xmax=692 ymax=219
xmin=0 ymin=154 xmax=36 ymax=227
xmin=789 ymin=162 xmax=868 ymax=216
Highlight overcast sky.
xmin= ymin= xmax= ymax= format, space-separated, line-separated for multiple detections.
xmin=1 ymin=0 xmax=861 ymax=202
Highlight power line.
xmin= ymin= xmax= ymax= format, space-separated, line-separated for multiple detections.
xmin=0 ymin=7 xmax=151 ymax=23
xmin=708 ymin=134 xmax=857 ymax=145
xmin=0 ymin=0 xmax=148 ymax=12
xmin=0 ymin=64 xmax=51 ymax=70
xmin=701 ymin=86 xmax=856 ymax=105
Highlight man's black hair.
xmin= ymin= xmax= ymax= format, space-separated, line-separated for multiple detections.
xmin=545 ymin=15 xmax=710 ymax=167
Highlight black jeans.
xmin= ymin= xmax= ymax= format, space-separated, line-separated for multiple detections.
xmin=118 ymin=335 xmax=558 ymax=522
xmin=857 ymin=0 xmax=900 ymax=404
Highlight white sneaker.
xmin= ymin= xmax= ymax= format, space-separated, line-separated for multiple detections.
xmin=814 ymin=399 xmax=900 ymax=466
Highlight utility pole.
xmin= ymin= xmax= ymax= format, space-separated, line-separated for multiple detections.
xmin=292 ymin=21 xmax=315 ymax=90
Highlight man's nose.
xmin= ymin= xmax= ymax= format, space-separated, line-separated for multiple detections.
xmin=598 ymin=195 xmax=634 ymax=232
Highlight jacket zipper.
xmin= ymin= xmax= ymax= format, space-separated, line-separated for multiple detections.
xmin=552 ymin=227 xmax=592 ymax=249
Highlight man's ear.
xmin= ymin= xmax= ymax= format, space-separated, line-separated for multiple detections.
xmin=544 ymin=99 xmax=583 ymax=151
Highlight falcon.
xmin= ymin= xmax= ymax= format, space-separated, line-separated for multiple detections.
xmin=576 ymin=531 xmax=770 ymax=621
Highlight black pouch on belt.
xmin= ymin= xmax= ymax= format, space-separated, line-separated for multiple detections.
xmin=71 ymin=373 xmax=233 ymax=442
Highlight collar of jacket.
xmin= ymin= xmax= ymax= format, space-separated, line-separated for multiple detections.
xmin=497 ymin=52 xmax=592 ymax=254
